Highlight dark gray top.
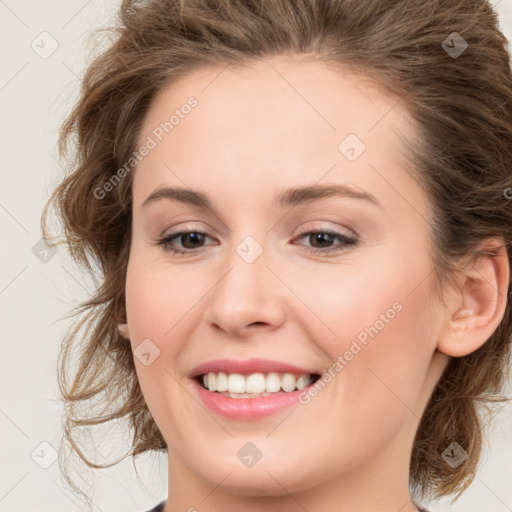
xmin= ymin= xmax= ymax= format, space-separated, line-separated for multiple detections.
xmin=146 ymin=502 xmax=165 ymax=512
xmin=145 ymin=500 xmax=430 ymax=511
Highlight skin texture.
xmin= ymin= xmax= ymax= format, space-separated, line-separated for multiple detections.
xmin=122 ymin=55 xmax=509 ymax=512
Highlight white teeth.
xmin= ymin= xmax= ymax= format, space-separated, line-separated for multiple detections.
xmin=246 ymin=373 xmax=266 ymax=394
xmin=207 ymin=372 xmax=217 ymax=392
xmin=296 ymin=375 xmax=309 ymax=390
xmin=200 ymin=372 xmax=314 ymax=394
xmin=216 ymin=372 xmax=228 ymax=392
xmin=227 ymin=373 xmax=246 ymax=393
xmin=266 ymin=372 xmax=281 ymax=392
xmin=281 ymin=373 xmax=297 ymax=392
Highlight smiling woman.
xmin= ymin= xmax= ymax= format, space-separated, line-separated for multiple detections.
xmin=41 ymin=1 xmax=512 ymax=511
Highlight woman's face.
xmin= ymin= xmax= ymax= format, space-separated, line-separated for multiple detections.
xmin=125 ymin=56 xmax=449 ymax=497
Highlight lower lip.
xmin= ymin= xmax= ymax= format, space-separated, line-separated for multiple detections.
xmin=192 ymin=378 xmax=311 ymax=420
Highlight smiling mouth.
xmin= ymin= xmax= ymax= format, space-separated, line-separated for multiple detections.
xmin=196 ymin=371 xmax=321 ymax=398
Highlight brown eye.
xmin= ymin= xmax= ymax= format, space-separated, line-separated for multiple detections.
xmin=157 ymin=231 xmax=215 ymax=255
xmin=292 ymin=230 xmax=358 ymax=255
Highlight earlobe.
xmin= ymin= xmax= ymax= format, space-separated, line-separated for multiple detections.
xmin=118 ymin=323 xmax=131 ymax=339
xmin=437 ymin=238 xmax=510 ymax=358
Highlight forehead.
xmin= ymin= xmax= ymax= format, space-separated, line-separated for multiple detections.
xmin=139 ymin=55 xmax=406 ymax=145
xmin=133 ymin=55 xmax=425 ymax=216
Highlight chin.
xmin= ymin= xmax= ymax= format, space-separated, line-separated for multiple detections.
xmin=194 ymin=455 xmax=318 ymax=497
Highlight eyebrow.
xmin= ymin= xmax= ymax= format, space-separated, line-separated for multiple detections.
xmin=141 ymin=183 xmax=382 ymax=213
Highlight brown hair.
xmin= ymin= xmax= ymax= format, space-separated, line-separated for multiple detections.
xmin=42 ymin=0 xmax=512 ymax=506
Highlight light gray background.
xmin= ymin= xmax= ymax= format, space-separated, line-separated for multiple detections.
xmin=1 ymin=1 xmax=512 ymax=511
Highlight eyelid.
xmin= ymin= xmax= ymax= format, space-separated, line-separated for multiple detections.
xmin=154 ymin=227 xmax=216 ymax=246
xmin=293 ymin=223 xmax=355 ymax=237
xmin=155 ymin=221 xmax=215 ymax=238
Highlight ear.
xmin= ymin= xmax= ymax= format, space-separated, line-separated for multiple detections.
xmin=118 ymin=323 xmax=131 ymax=339
xmin=437 ymin=237 xmax=510 ymax=357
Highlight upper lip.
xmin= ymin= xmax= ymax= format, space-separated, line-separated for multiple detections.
xmin=189 ymin=358 xmax=320 ymax=378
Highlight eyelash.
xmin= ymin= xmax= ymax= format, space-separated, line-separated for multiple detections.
xmin=155 ymin=226 xmax=358 ymax=256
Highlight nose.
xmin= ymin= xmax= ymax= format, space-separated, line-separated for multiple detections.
xmin=203 ymin=244 xmax=288 ymax=338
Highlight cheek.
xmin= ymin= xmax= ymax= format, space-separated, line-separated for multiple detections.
xmin=297 ymin=252 xmax=438 ymax=417
xmin=124 ymin=255 xmax=205 ymax=434
xmin=124 ymin=255 xmax=194 ymax=393
xmin=125 ymin=252 xmax=205 ymax=343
